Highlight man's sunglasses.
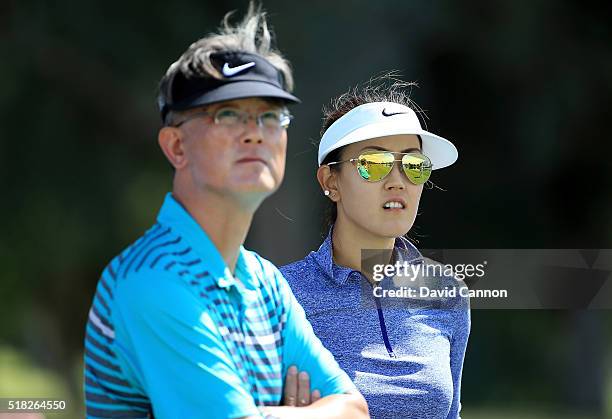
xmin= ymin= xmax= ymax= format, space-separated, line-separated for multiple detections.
xmin=326 ymin=151 xmax=432 ymax=185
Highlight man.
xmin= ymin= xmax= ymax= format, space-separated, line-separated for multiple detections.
xmin=83 ymin=5 xmax=369 ymax=419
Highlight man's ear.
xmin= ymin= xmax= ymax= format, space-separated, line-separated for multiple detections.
xmin=316 ymin=165 xmax=340 ymax=202
xmin=158 ymin=127 xmax=188 ymax=170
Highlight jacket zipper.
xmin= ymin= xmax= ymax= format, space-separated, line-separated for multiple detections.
xmin=374 ymin=296 xmax=396 ymax=358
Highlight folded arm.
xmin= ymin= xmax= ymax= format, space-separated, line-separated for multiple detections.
xmin=257 ymin=392 xmax=368 ymax=419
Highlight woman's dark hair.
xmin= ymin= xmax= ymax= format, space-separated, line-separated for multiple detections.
xmin=319 ymin=73 xmax=424 ymax=233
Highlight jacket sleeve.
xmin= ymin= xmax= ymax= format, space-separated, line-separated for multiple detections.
xmin=446 ymin=296 xmax=471 ymax=419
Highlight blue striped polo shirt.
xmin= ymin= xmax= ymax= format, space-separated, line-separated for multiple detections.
xmin=84 ymin=193 xmax=355 ymax=419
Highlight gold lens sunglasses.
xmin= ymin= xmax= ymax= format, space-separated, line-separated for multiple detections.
xmin=326 ymin=151 xmax=432 ymax=185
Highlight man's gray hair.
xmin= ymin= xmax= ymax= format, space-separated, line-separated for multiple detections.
xmin=159 ymin=2 xmax=294 ymax=109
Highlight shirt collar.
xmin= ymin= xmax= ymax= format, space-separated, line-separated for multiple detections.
xmin=156 ymin=193 xmax=259 ymax=290
xmin=311 ymin=225 xmax=423 ymax=286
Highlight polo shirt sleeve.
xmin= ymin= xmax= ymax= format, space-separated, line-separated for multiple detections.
xmin=112 ymin=270 xmax=261 ymax=419
xmin=272 ymin=266 xmax=357 ymax=397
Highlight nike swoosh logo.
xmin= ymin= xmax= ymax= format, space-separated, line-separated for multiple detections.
xmin=382 ymin=109 xmax=408 ymax=117
xmin=222 ymin=61 xmax=255 ymax=77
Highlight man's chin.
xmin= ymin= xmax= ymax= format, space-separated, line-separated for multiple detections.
xmin=225 ymin=181 xmax=279 ymax=207
xmin=231 ymin=180 xmax=278 ymax=195
xmin=230 ymin=172 xmax=280 ymax=191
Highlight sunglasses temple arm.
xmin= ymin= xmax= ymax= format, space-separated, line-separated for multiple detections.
xmin=325 ymin=159 xmax=354 ymax=166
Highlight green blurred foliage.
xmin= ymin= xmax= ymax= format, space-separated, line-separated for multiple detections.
xmin=0 ymin=345 xmax=83 ymax=418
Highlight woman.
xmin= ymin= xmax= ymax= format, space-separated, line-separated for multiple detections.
xmin=280 ymin=79 xmax=470 ymax=419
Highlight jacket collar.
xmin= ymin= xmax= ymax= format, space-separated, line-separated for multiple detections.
xmin=311 ymin=225 xmax=422 ymax=286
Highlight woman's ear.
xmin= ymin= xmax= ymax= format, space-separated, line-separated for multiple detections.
xmin=158 ymin=127 xmax=188 ymax=170
xmin=317 ymin=165 xmax=340 ymax=202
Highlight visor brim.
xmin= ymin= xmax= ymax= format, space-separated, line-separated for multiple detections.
xmin=169 ymin=80 xmax=300 ymax=111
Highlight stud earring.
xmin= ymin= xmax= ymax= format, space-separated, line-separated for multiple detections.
xmin=324 ymin=190 xmax=330 ymax=196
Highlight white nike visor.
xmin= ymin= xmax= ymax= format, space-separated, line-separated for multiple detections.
xmin=318 ymin=101 xmax=458 ymax=169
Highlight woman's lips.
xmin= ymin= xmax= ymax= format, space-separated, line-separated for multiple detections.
xmin=382 ymin=198 xmax=407 ymax=210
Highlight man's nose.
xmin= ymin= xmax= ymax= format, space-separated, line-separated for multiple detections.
xmin=240 ymin=116 xmax=264 ymax=144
